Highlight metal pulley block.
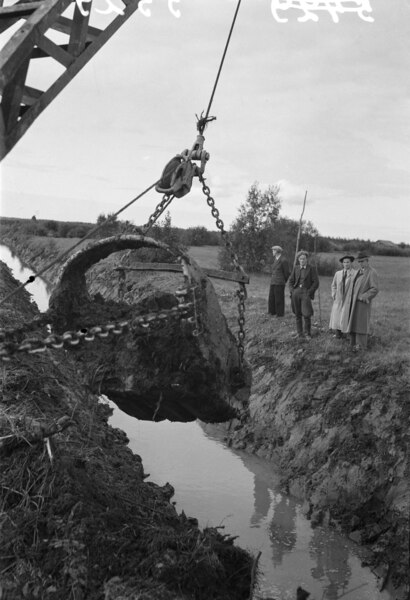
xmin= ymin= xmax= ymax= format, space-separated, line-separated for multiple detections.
xmin=185 ymin=134 xmax=210 ymax=175
xmin=155 ymin=155 xmax=197 ymax=198
xmin=155 ymin=134 xmax=210 ymax=198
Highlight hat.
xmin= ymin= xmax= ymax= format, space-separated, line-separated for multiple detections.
xmin=271 ymin=245 xmax=283 ymax=252
xmin=356 ymin=250 xmax=370 ymax=260
xmin=339 ymin=254 xmax=355 ymax=263
xmin=296 ymin=250 xmax=309 ymax=258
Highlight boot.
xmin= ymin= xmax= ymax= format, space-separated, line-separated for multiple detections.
xmin=304 ymin=317 xmax=311 ymax=340
xmin=295 ymin=316 xmax=304 ymax=338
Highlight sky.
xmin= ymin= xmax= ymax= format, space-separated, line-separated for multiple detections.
xmin=1 ymin=0 xmax=410 ymax=243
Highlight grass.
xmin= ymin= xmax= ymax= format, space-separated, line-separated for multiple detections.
xmin=11 ymin=237 xmax=410 ymax=356
xmin=189 ymin=246 xmax=410 ymax=360
xmin=3 ymin=235 xmax=410 ymax=364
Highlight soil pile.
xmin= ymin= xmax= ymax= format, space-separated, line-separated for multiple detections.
xmin=216 ymin=309 xmax=409 ymax=598
xmin=0 ymin=261 xmax=254 ymax=600
xmin=2 ymin=233 xmax=409 ymax=599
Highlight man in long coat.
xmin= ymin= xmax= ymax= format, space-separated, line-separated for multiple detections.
xmin=345 ymin=250 xmax=379 ymax=350
xmin=288 ymin=250 xmax=319 ymax=339
xmin=268 ymin=245 xmax=290 ymax=317
xmin=329 ymin=254 xmax=356 ymax=338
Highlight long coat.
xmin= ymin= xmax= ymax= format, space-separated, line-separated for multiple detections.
xmin=345 ymin=266 xmax=379 ymax=334
xmin=270 ymin=256 xmax=290 ymax=285
xmin=329 ymin=268 xmax=357 ymax=331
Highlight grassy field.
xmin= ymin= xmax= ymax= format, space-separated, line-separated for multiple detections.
xmin=188 ymin=246 xmax=410 ymax=359
xmin=6 ymin=236 xmax=410 ymax=361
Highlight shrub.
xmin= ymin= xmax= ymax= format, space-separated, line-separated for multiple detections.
xmin=310 ymin=254 xmax=340 ymax=277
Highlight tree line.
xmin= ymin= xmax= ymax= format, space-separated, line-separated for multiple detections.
xmin=0 ymin=215 xmax=220 ymax=247
xmin=1 ymin=182 xmax=409 ymax=274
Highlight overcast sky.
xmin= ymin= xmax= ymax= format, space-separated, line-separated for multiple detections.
xmin=1 ymin=0 xmax=409 ymax=242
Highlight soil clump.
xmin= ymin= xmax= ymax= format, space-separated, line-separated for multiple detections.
xmin=0 ymin=260 xmax=254 ymax=599
xmin=2 ymin=233 xmax=409 ymax=599
xmin=211 ymin=307 xmax=409 ymax=599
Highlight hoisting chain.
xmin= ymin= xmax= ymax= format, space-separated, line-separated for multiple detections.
xmin=0 ymin=297 xmax=196 ymax=362
xmin=198 ymin=173 xmax=247 ymax=366
xmin=142 ymin=193 xmax=175 ymax=235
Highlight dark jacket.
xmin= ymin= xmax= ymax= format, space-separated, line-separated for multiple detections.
xmin=270 ymin=256 xmax=290 ymax=285
xmin=289 ymin=265 xmax=319 ymax=299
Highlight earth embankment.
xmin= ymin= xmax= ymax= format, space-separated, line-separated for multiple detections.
xmin=0 ymin=245 xmax=254 ymax=599
xmin=211 ymin=309 xmax=409 ymax=598
xmin=2 ymin=233 xmax=409 ymax=599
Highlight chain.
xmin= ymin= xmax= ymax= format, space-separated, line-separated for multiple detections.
xmin=142 ymin=193 xmax=175 ymax=235
xmin=0 ymin=302 xmax=195 ymax=362
xmin=198 ymin=173 xmax=247 ymax=365
xmin=0 ymin=312 xmax=52 ymax=340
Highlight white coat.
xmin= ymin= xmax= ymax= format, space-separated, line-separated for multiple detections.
xmin=329 ymin=268 xmax=357 ymax=331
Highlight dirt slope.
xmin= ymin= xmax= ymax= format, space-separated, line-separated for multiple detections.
xmin=217 ymin=308 xmax=409 ymax=598
xmin=0 ymin=260 xmax=253 ymax=600
xmin=1 ymin=233 xmax=409 ymax=599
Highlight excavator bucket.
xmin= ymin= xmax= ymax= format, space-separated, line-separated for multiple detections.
xmin=49 ymin=234 xmax=251 ymax=423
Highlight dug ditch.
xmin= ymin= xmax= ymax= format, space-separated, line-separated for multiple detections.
xmin=0 ymin=242 xmax=398 ymax=600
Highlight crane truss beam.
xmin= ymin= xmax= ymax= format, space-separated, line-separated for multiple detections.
xmin=0 ymin=0 xmax=140 ymax=160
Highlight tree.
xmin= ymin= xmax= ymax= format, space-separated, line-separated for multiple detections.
xmin=219 ymin=182 xmax=281 ymax=272
xmin=45 ymin=220 xmax=58 ymax=234
xmin=299 ymin=220 xmax=320 ymax=252
xmin=181 ymin=226 xmax=212 ymax=246
xmin=157 ymin=211 xmax=179 ymax=246
xmin=95 ymin=213 xmax=120 ymax=238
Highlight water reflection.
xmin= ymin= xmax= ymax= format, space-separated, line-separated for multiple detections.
xmin=224 ymin=444 xmax=389 ymax=600
xmin=0 ymin=243 xmax=391 ymax=600
xmin=269 ymin=494 xmax=297 ymax=567
xmin=250 ymin=473 xmax=272 ymax=527
xmin=0 ymin=244 xmax=51 ymax=312
xmin=309 ymin=527 xmax=352 ymax=600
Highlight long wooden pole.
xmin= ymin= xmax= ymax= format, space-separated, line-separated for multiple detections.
xmin=293 ymin=190 xmax=308 ymax=269
xmin=314 ymin=235 xmax=322 ymax=326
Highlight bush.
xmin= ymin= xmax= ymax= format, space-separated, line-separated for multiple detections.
xmin=310 ymin=254 xmax=340 ymax=277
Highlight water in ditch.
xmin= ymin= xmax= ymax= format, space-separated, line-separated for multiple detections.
xmin=0 ymin=243 xmax=391 ymax=600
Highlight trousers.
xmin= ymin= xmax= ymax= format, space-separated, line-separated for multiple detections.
xmin=350 ymin=332 xmax=368 ymax=349
xmin=291 ymin=288 xmax=313 ymax=335
xmin=268 ymin=284 xmax=285 ymax=316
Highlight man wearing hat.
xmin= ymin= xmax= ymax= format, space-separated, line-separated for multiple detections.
xmin=346 ymin=251 xmax=379 ymax=350
xmin=288 ymin=250 xmax=319 ymax=339
xmin=268 ymin=245 xmax=290 ymax=318
xmin=329 ymin=254 xmax=356 ymax=338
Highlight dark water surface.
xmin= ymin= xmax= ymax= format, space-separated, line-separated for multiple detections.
xmin=0 ymin=244 xmax=391 ymax=600
xmin=107 ymin=412 xmax=390 ymax=600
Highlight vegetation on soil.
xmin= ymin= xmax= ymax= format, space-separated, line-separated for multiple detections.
xmin=210 ymin=253 xmax=409 ymax=597
xmin=0 ymin=262 xmax=254 ymax=600
xmin=1 ymin=215 xmax=409 ymax=599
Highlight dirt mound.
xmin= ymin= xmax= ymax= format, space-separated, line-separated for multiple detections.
xmin=220 ymin=310 xmax=410 ymax=597
xmin=0 ymin=262 xmax=253 ymax=600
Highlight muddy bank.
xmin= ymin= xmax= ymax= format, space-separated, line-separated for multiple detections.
xmin=0 ymin=259 xmax=254 ymax=599
xmin=2 ymin=233 xmax=409 ymax=599
xmin=208 ymin=311 xmax=409 ymax=599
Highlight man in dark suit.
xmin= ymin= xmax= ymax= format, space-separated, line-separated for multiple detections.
xmin=268 ymin=245 xmax=290 ymax=317
xmin=288 ymin=250 xmax=319 ymax=339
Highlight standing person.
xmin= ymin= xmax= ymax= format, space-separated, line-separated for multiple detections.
xmin=329 ymin=254 xmax=356 ymax=338
xmin=268 ymin=245 xmax=290 ymax=318
xmin=288 ymin=250 xmax=319 ymax=339
xmin=347 ymin=251 xmax=379 ymax=350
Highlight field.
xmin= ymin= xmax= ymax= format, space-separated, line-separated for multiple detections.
xmin=5 ymin=235 xmax=410 ymax=363
xmin=189 ymin=246 xmax=410 ymax=361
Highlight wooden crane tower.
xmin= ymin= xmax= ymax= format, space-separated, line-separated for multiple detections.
xmin=0 ymin=0 xmax=140 ymax=160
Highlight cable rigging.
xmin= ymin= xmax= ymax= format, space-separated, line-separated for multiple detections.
xmin=1 ymin=0 xmax=247 ymax=364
